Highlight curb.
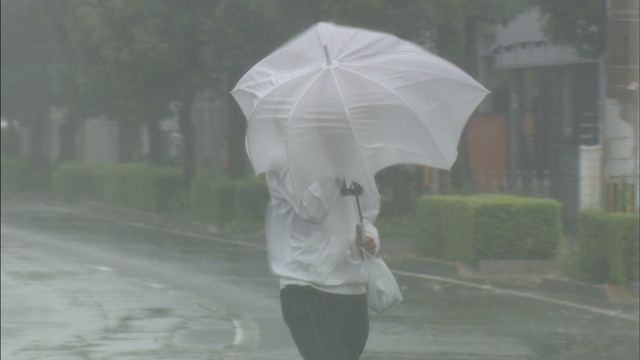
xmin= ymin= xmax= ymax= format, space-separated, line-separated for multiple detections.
xmin=85 ymin=202 xmax=638 ymax=307
xmin=385 ymin=255 xmax=463 ymax=277
xmin=540 ymin=277 xmax=611 ymax=301
xmin=387 ymin=254 xmax=638 ymax=306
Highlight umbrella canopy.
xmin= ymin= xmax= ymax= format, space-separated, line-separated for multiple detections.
xmin=232 ymin=22 xmax=489 ymax=203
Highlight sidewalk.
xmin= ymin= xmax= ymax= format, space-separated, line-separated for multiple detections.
xmin=87 ymin=201 xmax=639 ymax=315
xmin=381 ymin=236 xmax=639 ymax=309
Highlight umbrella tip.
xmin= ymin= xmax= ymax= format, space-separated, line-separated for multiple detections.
xmin=323 ymin=45 xmax=332 ymax=65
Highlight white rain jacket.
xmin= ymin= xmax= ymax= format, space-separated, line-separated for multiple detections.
xmin=266 ymin=168 xmax=380 ymax=295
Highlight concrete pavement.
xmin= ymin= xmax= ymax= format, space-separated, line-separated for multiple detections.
xmin=1 ymin=224 xmax=251 ymax=360
xmin=2 ymin=201 xmax=638 ymax=359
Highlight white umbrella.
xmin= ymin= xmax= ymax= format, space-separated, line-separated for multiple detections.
xmin=231 ymin=22 xmax=489 ymax=203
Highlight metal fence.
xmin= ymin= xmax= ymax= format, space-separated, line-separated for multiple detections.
xmin=471 ymin=169 xmax=551 ymax=198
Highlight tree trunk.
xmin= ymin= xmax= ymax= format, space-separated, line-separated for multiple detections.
xmin=450 ymin=17 xmax=479 ymax=190
xmin=58 ymin=113 xmax=78 ymax=162
xmin=27 ymin=110 xmax=48 ymax=170
xmin=227 ymin=72 xmax=247 ymax=179
xmin=146 ymin=119 xmax=164 ymax=165
xmin=177 ymin=90 xmax=196 ymax=187
xmin=118 ymin=121 xmax=138 ymax=163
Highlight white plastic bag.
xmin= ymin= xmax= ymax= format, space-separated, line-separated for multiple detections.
xmin=363 ymin=251 xmax=403 ymax=314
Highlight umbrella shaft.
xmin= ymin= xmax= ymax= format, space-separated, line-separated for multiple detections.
xmin=355 ymin=192 xmax=364 ymax=223
xmin=323 ymin=45 xmax=332 ymax=65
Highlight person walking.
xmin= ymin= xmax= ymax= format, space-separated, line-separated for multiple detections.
xmin=265 ymin=168 xmax=380 ymax=360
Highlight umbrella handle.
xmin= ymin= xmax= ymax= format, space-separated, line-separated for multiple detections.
xmin=354 ymin=186 xmax=364 ymax=224
xmin=341 ymin=179 xmax=364 ymax=223
xmin=355 ymin=193 xmax=364 ymax=224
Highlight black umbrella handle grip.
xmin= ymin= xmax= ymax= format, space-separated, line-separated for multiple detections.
xmin=341 ymin=179 xmax=364 ymax=223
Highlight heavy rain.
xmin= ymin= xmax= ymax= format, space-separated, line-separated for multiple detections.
xmin=1 ymin=1 xmax=638 ymax=360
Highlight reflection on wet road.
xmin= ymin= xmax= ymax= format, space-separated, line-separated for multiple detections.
xmin=1 ymin=202 xmax=638 ymax=359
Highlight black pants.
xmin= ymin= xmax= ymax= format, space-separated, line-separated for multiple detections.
xmin=280 ymin=285 xmax=369 ymax=360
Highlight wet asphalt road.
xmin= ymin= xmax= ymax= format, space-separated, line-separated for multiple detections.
xmin=1 ymin=202 xmax=638 ymax=360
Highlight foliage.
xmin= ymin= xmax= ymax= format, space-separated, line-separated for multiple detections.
xmin=0 ymin=156 xmax=29 ymax=194
xmin=0 ymin=155 xmax=51 ymax=195
xmin=2 ymin=0 xmax=531 ymax=177
xmin=417 ymin=194 xmax=562 ymax=262
xmin=537 ymin=0 xmax=606 ymax=59
xmin=98 ymin=163 xmax=184 ymax=212
xmin=1 ymin=0 xmax=61 ymax=168
xmin=67 ymin=0 xmax=218 ymax=164
xmin=574 ymin=209 xmax=639 ymax=284
xmin=0 ymin=126 xmax=20 ymax=157
xmin=376 ymin=215 xmax=422 ymax=241
xmin=189 ymin=172 xmax=269 ymax=223
xmin=1 ymin=0 xmax=55 ymax=119
xmin=418 ymin=195 xmax=473 ymax=261
xmin=233 ymin=176 xmax=270 ymax=222
xmin=190 ymin=172 xmax=226 ymax=222
xmin=52 ymin=162 xmax=100 ymax=203
xmin=376 ymin=166 xmax=420 ymax=217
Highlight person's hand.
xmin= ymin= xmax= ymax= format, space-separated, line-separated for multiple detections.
xmin=356 ymin=224 xmax=376 ymax=255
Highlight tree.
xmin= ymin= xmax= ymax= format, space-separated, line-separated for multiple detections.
xmin=1 ymin=0 xmax=57 ymax=168
xmin=537 ymin=0 xmax=606 ymax=59
xmin=423 ymin=0 xmax=531 ymax=190
xmin=65 ymin=0 xmax=215 ymax=183
xmin=322 ymin=0 xmax=529 ymax=191
xmin=322 ymin=0 xmax=431 ymax=42
xmin=205 ymin=0 xmax=324 ymax=178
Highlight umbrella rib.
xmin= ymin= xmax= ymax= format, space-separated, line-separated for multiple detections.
xmin=239 ymin=67 xmax=322 ymax=168
xmin=336 ymin=66 xmax=452 ymax=168
xmin=344 ymin=62 xmax=488 ymax=93
xmin=232 ymin=66 xmax=321 ymax=104
xmin=284 ymin=69 xmax=333 ymax=200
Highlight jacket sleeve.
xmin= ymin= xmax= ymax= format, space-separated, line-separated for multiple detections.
xmin=266 ymin=169 xmax=341 ymax=225
xmin=297 ymin=179 xmax=342 ymax=224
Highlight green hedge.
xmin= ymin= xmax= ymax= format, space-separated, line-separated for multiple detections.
xmin=574 ymin=209 xmax=639 ymax=284
xmin=0 ymin=156 xmax=51 ymax=195
xmin=190 ymin=173 xmax=269 ymax=223
xmin=10 ymin=158 xmax=271 ymax=226
xmin=52 ymin=163 xmax=100 ymax=202
xmin=98 ymin=163 xmax=184 ymax=212
xmin=233 ymin=176 xmax=269 ymax=222
xmin=417 ymin=194 xmax=562 ymax=262
xmin=1 ymin=156 xmax=29 ymax=194
xmin=190 ymin=172 xmax=223 ymax=221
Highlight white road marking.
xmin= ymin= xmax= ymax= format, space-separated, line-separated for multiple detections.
xmin=80 ymin=209 xmax=639 ymax=323
xmin=93 ymin=265 xmax=113 ymax=272
xmin=393 ymin=270 xmax=639 ymax=322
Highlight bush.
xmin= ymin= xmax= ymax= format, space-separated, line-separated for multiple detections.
xmin=417 ymin=194 xmax=562 ymax=262
xmin=375 ymin=165 xmax=419 ymax=217
xmin=417 ymin=196 xmax=474 ymax=261
xmin=209 ymin=179 xmax=237 ymax=222
xmin=233 ymin=176 xmax=269 ymax=222
xmin=52 ymin=162 xmax=100 ymax=203
xmin=1 ymin=156 xmax=29 ymax=194
xmin=0 ymin=156 xmax=51 ymax=195
xmin=190 ymin=173 xmax=269 ymax=224
xmin=99 ymin=163 xmax=183 ymax=212
xmin=574 ymin=209 xmax=639 ymax=284
xmin=190 ymin=172 xmax=222 ymax=221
